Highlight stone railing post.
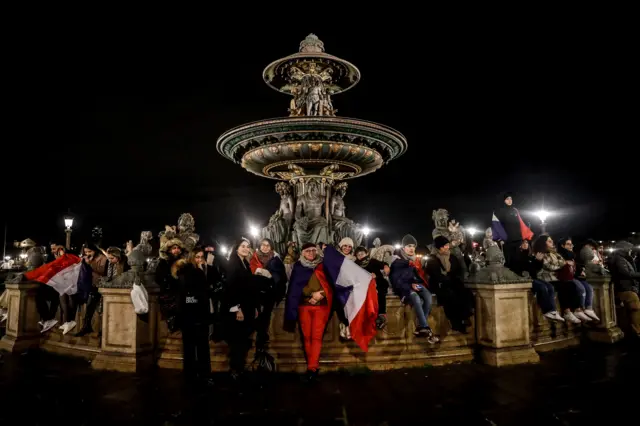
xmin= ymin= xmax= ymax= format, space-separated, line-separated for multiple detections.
xmin=92 ymin=251 xmax=160 ymax=372
xmin=585 ymin=275 xmax=624 ymax=343
xmin=466 ymin=245 xmax=539 ymax=367
xmin=0 ymin=279 xmax=41 ymax=353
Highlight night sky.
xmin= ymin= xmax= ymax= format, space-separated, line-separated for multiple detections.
xmin=2 ymin=22 xmax=636 ymax=253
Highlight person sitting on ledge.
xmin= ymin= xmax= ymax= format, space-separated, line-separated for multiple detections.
xmin=105 ymin=247 xmax=130 ymax=279
xmin=607 ymin=241 xmax=640 ymax=339
xmin=355 ymin=246 xmax=390 ymax=330
xmin=425 ymin=236 xmax=474 ymax=334
xmin=532 ymin=234 xmax=585 ymax=324
xmin=285 ymin=242 xmax=333 ymax=382
xmin=557 ymin=237 xmax=600 ymax=322
xmin=512 ymin=239 xmax=565 ymax=322
xmin=390 ymin=234 xmax=439 ymax=343
xmin=75 ymin=243 xmax=108 ymax=337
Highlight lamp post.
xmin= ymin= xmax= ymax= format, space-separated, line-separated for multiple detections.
xmin=362 ymin=226 xmax=371 ymax=249
xmin=535 ymin=210 xmax=550 ymax=234
xmin=64 ymin=212 xmax=74 ymax=250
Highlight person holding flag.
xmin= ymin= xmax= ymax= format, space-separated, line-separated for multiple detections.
xmin=493 ymin=193 xmax=533 ymax=269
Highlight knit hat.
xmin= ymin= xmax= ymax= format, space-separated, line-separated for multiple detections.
xmin=434 ymin=235 xmax=450 ymax=249
xmin=503 ymin=192 xmax=513 ymax=201
xmin=301 ymin=242 xmax=317 ymax=251
xmin=339 ymin=237 xmax=354 ymax=248
xmin=614 ymin=241 xmax=634 ymax=251
xmin=402 ymin=234 xmax=417 ymax=247
xmin=354 ymin=246 xmax=368 ymax=256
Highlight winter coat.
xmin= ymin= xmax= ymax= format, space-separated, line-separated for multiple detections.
xmin=249 ymin=252 xmax=287 ymax=306
xmin=608 ymin=251 xmax=640 ymax=293
xmin=390 ymin=257 xmax=426 ymax=303
xmin=495 ymin=205 xmax=522 ymax=243
xmin=222 ymin=254 xmax=260 ymax=317
xmin=536 ymin=251 xmax=565 ymax=282
xmin=172 ymin=260 xmax=213 ymax=326
xmin=357 ymin=258 xmax=389 ymax=292
xmin=425 ymin=253 xmax=465 ymax=291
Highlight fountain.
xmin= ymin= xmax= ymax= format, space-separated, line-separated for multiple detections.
xmin=217 ymin=34 xmax=407 ymax=250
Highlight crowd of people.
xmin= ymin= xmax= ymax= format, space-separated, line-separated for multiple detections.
xmin=1 ymin=195 xmax=638 ymax=389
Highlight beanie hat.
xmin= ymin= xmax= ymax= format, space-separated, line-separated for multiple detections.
xmin=503 ymin=192 xmax=513 ymax=200
xmin=354 ymin=246 xmax=368 ymax=256
xmin=301 ymin=242 xmax=317 ymax=251
xmin=339 ymin=237 xmax=355 ymax=248
xmin=434 ymin=235 xmax=450 ymax=249
xmin=402 ymin=234 xmax=417 ymax=247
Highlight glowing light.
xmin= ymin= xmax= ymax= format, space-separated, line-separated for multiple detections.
xmin=4 ymin=256 xmax=10 ymax=261
xmin=466 ymin=227 xmax=479 ymax=235
xmin=535 ymin=210 xmax=550 ymax=223
xmin=362 ymin=227 xmax=371 ymax=236
xmin=19 ymin=253 xmax=27 ymax=259
xmin=607 ymin=248 xmax=615 ymax=253
xmin=220 ymin=245 xmax=229 ymax=255
xmin=249 ymin=225 xmax=260 ymax=238
xmin=394 ymin=243 xmax=401 ymax=249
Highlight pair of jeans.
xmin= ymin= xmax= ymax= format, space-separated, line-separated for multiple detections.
xmin=553 ymin=281 xmax=581 ymax=311
xmin=299 ymin=304 xmax=331 ymax=371
xmin=181 ymin=322 xmax=211 ymax=381
xmin=408 ymin=287 xmax=433 ymax=328
xmin=573 ymin=279 xmax=593 ymax=309
xmin=531 ymin=279 xmax=556 ymax=314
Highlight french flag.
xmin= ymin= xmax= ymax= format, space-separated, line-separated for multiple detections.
xmin=322 ymin=246 xmax=379 ymax=352
xmin=491 ymin=213 xmax=509 ymax=241
xmin=24 ymin=254 xmax=93 ymax=298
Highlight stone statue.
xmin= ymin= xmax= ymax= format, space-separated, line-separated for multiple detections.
xmin=483 ymin=228 xmax=499 ymax=250
xmin=369 ymin=237 xmax=396 ymax=266
xmin=432 ymin=208 xmax=468 ymax=276
xmin=468 ymin=242 xmax=525 ymax=284
xmin=177 ymin=213 xmax=199 ymax=252
xmin=127 ymin=231 xmax=153 ymax=257
xmin=287 ymin=61 xmax=336 ymax=117
xmin=330 ymin=182 xmax=364 ymax=246
xmin=292 ymin=179 xmax=331 ymax=247
xmin=262 ymin=182 xmax=295 ymax=255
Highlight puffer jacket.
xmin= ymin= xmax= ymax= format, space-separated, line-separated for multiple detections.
xmin=608 ymin=251 xmax=640 ymax=293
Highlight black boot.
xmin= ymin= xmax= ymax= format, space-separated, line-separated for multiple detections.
xmin=76 ymin=293 xmax=100 ymax=337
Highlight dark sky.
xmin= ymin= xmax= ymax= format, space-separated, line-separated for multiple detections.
xmin=2 ymin=20 xmax=636 ymax=253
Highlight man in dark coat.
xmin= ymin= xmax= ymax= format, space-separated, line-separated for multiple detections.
xmin=608 ymin=241 xmax=640 ymax=338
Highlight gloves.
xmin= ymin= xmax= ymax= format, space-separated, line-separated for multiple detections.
xmin=256 ymin=268 xmax=273 ymax=279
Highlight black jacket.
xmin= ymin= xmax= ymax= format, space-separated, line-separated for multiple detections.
xmin=175 ymin=262 xmax=213 ymax=325
xmin=223 ymin=254 xmax=259 ymax=315
xmin=357 ymin=257 xmax=388 ymax=291
xmin=608 ymin=252 xmax=640 ymax=293
xmin=425 ymin=253 xmax=465 ymax=290
xmin=495 ymin=205 xmax=522 ymax=243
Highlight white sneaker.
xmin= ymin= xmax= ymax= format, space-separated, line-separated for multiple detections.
xmin=41 ymin=319 xmax=58 ymax=333
xmin=574 ymin=311 xmax=592 ymax=322
xmin=584 ymin=309 xmax=600 ymax=322
xmin=0 ymin=313 xmax=7 ymax=323
xmin=563 ymin=312 xmax=581 ymax=324
xmin=38 ymin=320 xmax=44 ymax=326
xmin=345 ymin=326 xmax=352 ymax=340
xmin=339 ymin=323 xmax=347 ymax=338
xmin=544 ymin=311 xmax=565 ymax=322
xmin=62 ymin=321 xmax=76 ymax=335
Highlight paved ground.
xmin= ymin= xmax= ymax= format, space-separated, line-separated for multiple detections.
xmin=0 ymin=340 xmax=638 ymax=425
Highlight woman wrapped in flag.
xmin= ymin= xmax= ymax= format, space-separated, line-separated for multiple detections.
xmin=285 ymin=242 xmax=333 ymax=382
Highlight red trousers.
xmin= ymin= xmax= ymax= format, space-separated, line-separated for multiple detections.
xmin=299 ymin=304 xmax=331 ymax=371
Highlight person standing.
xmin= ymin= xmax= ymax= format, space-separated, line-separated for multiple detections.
xmin=285 ymin=243 xmax=333 ymax=382
xmin=494 ymin=193 xmax=533 ymax=269
xmin=355 ymin=246 xmax=390 ymax=329
xmin=172 ymin=247 xmax=214 ymax=386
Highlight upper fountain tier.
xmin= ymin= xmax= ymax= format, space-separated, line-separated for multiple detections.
xmin=217 ymin=34 xmax=407 ymax=181
xmin=263 ymin=33 xmax=361 ymax=99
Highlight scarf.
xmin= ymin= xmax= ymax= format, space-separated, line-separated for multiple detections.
xmin=399 ymin=249 xmax=416 ymax=262
xmin=436 ymin=252 xmax=451 ymax=274
xmin=355 ymin=255 xmax=370 ymax=268
xmin=107 ymin=262 xmax=117 ymax=280
xmin=250 ymin=250 xmax=274 ymax=274
xmin=300 ymin=254 xmax=322 ymax=269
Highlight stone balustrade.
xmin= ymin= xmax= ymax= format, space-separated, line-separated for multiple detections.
xmin=0 ymin=271 xmax=624 ymax=372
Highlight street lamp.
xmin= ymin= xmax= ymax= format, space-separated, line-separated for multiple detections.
xmin=220 ymin=245 xmax=229 ymax=256
xmin=535 ymin=210 xmax=550 ymax=234
xmin=362 ymin=226 xmax=371 ymax=248
xmin=394 ymin=243 xmax=401 ymax=250
xmin=64 ymin=212 xmax=74 ymax=249
xmin=466 ymin=227 xmax=479 ymax=237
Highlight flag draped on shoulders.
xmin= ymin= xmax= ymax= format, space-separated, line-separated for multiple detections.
xmin=322 ymin=246 xmax=378 ymax=352
xmin=24 ymin=253 xmax=93 ymax=296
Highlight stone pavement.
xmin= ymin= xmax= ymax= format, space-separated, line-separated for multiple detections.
xmin=0 ymin=341 xmax=638 ymax=426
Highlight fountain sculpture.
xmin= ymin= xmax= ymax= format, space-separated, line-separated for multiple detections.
xmin=217 ymin=34 xmax=407 ymax=249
